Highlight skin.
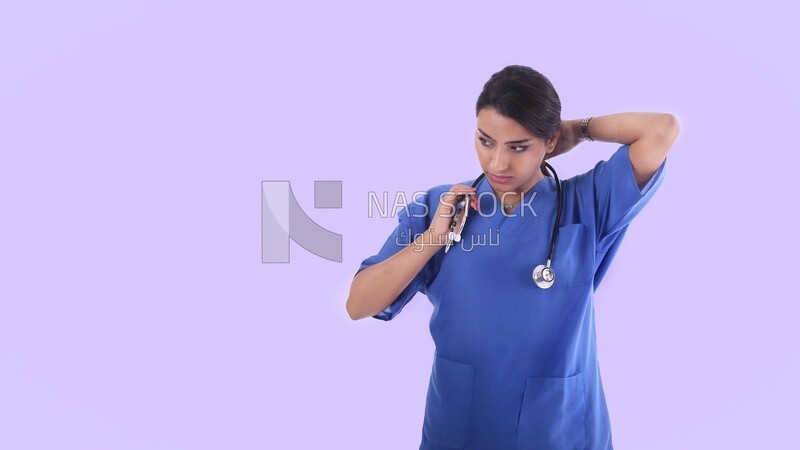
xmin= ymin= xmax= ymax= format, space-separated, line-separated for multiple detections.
xmin=474 ymin=107 xmax=559 ymax=211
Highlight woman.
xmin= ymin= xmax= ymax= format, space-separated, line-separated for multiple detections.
xmin=346 ymin=65 xmax=680 ymax=450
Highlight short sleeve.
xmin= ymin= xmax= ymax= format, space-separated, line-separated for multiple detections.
xmin=354 ymin=192 xmax=434 ymax=321
xmin=593 ymin=144 xmax=667 ymax=246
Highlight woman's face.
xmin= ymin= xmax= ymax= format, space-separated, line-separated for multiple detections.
xmin=474 ymin=107 xmax=556 ymax=197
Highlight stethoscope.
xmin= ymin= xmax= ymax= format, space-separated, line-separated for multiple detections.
xmin=456 ymin=162 xmax=563 ymax=289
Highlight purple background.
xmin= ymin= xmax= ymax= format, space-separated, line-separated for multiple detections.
xmin=1 ymin=1 xmax=798 ymax=448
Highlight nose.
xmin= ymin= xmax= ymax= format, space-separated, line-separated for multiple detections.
xmin=488 ymin=147 xmax=511 ymax=173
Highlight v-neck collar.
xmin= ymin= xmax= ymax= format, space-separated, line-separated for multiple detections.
xmin=473 ymin=173 xmax=556 ymax=234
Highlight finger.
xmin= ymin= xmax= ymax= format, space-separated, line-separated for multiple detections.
xmin=455 ymin=187 xmax=476 ymax=195
xmin=442 ymin=187 xmax=472 ymax=207
xmin=441 ymin=185 xmax=476 ymax=216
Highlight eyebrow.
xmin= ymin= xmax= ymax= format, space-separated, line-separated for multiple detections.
xmin=477 ymin=128 xmax=531 ymax=144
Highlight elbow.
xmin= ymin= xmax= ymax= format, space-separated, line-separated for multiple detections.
xmin=347 ymin=267 xmax=379 ymax=321
xmin=658 ymin=113 xmax=681 ymax=144
xmin=346 ymin=296 xmax=360 ymax=321
xmin=643 ymin=113 xmax=680 ymax=161
xmin=347 ymin=270 xmax=364 ymax=320
xmin=346 ymin=291 xmax=368 ymax=321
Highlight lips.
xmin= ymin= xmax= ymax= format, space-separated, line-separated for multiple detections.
xmin=488 ymin=173 xmax=512 ymax=183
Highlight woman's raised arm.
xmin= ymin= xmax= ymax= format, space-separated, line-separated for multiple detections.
xmin=582 ymin=113 xmax=680 ymax=189
xmin=546 ymin=113 xmax=680 ymax=189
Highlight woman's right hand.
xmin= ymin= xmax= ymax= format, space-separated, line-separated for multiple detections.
xmin=427 ymin=184 xmax=478 ymax=246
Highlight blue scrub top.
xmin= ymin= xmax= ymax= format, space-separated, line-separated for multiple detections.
xmin=356 ymin=144 xmax=667 ymax=450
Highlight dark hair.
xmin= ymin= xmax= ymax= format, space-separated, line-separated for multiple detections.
xmin=475 ymin=65 xmax=561 ymax=141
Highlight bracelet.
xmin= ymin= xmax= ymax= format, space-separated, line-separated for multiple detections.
xmin=580 ymin=117 xmax=595 ymax=142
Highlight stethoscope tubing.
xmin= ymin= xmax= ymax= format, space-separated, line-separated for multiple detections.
xmin=469 ymin=162 xmax=563 ymax=288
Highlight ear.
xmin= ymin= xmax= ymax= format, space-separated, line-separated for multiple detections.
xmin=545 ymin=129 xmax=560 ymax=154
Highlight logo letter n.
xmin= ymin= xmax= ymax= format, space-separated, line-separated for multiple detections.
xmin=261 ymin=180 xmax=343 ymax=263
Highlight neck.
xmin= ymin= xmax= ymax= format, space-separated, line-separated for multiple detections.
xmin=492 ymin=170 xmax=545 ymax=207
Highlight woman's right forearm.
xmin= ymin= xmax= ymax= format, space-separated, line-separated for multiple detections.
xmin=346 ymin=230 xmax=442 ymax=320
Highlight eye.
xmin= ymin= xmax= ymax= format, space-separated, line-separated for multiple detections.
xmin=478 ymin=137 xmax=492 ymax=147
xmin=511 ymin=145 xmax=529 ymax=152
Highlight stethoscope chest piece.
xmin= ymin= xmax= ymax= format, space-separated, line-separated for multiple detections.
xmin=532 ymin=264 xmax=555 ymax=289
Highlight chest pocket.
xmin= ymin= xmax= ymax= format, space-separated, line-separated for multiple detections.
xmin=550 ymin=223 xmax=594 ymax=289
